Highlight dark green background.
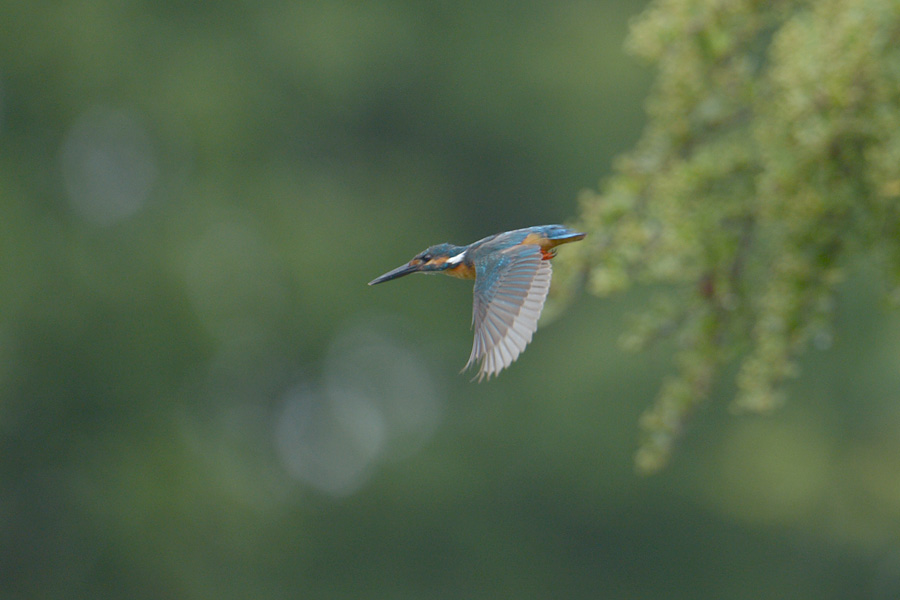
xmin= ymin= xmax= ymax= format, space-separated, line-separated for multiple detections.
xmin=2 ymin=1 xmax=900 ymax=598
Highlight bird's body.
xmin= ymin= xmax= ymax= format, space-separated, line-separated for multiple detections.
xmin=369 ymin=225 xmax=585 ymax=380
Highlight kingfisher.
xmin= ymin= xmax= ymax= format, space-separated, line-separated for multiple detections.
xmin=369 ymin=225 xmax=585 ymax=380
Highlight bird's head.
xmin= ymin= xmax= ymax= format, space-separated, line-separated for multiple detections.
xmin=368 ymin=243 xmax=466 ymax=285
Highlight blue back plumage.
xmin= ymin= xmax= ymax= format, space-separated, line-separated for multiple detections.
xmin=534 ymin=224 xmax=582 ymax=240
xmin=466 ymin=224 xmax=582 ymax=259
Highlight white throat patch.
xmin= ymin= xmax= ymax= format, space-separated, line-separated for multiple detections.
xmin=446 ymin=251 xmax=466 ymax=265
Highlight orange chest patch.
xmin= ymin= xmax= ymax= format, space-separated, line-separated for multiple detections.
xmin=445 ymin=261 xmax=476 ymax=279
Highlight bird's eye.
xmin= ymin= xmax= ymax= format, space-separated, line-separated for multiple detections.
xmin=421 ymin=254 xmax=432 ymax=262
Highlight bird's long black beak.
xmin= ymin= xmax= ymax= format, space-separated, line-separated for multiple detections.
xmin=368 ymin=262 xmax=419 ymax=285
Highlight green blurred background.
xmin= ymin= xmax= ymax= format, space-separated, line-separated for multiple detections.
xmin=3 ymin=1 xmax=900 ymax=598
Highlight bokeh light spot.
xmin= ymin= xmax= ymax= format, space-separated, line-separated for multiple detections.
xmin=275 ymin=318 xmax=442 ymax=496
xmin=59 ymin=107 xmax=158 ymax=225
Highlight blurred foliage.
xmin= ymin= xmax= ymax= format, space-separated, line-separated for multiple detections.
xmin=562 ymin=0 xmax=900 ymax=473
xmin=2 ymin=1 xmax=900 ymax=599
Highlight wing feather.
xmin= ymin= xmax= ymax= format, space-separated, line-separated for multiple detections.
xmin=463 ymin=244 xmax=553 ymax=381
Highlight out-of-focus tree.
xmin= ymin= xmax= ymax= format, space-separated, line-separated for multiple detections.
xmin=559 ymin=0 xmax=900 ymax=473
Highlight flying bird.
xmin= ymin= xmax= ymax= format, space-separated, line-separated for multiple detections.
xmin=369 ymin=225 xmax=585 ymax=380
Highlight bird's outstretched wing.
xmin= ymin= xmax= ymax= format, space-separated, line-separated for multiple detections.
xmin=464 ymin=244 xmax=552 ymax=381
